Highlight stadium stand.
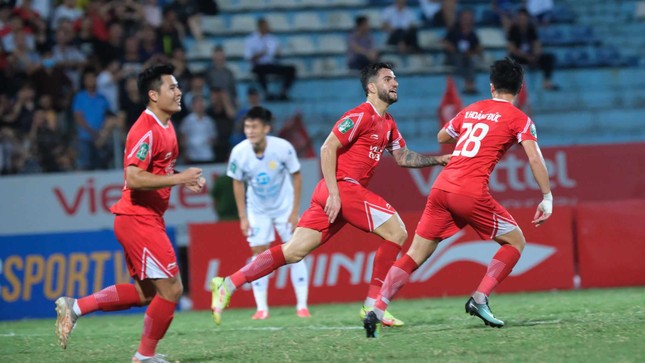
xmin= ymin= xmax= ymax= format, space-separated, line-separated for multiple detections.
xmin=0 ymin=0 xmax=643 ymax=174
xmin=184 ymin=0 xmax=644 ymax=153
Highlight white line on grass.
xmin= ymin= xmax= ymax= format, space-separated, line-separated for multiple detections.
xmin=227 ymin=326 xmax=363 ymax=332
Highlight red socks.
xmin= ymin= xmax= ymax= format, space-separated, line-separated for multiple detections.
xmin=137 ymin=296 xmax=177 ymax=357
xmin=76 ymin=284 xmax=142 ymax=314
xmin=367 ymin=241 xmax=402 ymax=300
xmin=374 ymin=254 xmax=419 ymax=311
xmin=476 ymin=245 xmax=522 ymax=296
xmin=230 ymin=245 xmax=286 ymax=289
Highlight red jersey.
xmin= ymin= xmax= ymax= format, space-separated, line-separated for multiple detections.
xmin=331 ymin=102 xmax=406 ymax=187
xmin=433 ymin=98 xmax=538 ymax=197
xmin=111 ymin=109 xmax=179 ymax=216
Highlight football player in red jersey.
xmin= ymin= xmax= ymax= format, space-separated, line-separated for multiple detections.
xmin=54 ymin=64 xmax=204 ymax=363
xmin=363 ymin=57 xmax=552 ymax=337
xmin=210 ymin=62 xmax=451 ymax=328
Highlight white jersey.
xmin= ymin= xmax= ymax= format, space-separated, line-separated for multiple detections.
xmin=227 ymin=136 xmax=300 ymax=217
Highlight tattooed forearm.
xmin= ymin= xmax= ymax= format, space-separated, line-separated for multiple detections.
xmin=396 ymin=148 xmax=444 ymax=168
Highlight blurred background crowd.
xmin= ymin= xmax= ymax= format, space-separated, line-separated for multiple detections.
xmin=0 ymin=0 xmax=642 ymax=175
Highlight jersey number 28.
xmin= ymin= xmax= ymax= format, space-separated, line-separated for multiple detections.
xmin=453 ymin=122 xmax=489 ymax=157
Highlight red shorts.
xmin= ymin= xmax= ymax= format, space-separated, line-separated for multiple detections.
xmin=113 ymin=214 xmax=179 ymax=280
xmin=416 ymin=189 xmax=518 ymax=240
xmin=298 ymin=180 xmax=396 ymax=243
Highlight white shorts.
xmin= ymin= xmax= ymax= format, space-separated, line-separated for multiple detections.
xmin=247 ymin=212 xmax=294 ymax=247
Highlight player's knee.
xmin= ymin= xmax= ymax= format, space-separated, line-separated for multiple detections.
xmin=391 ymin=228 xmax=408 ymax=245
xmin=513 ymin=233 xmax=526 ymax=252
xmin=284 ymin=250 xmax=305 ymax=264
xmin=498 ymin=227 xmax=526 ymax=253
xmin=157 ymin=279 xmax=184 ymax=302
xmin=140 ymin=294 xmax=154 ymax=306
xmin=167 ymin=283 xmax=184 ymax=302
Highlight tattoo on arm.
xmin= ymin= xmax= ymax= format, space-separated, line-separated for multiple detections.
xmin=398 ymin=148 xmax=442 ymax=168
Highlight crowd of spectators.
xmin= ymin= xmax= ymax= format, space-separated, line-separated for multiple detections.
xmin=350 ymin=0 xmax=558 ymax=93
xmin=0 ymin=0 xmax=560 ymax=175
xmin=0 ymin=0 xmax=230 ymax=175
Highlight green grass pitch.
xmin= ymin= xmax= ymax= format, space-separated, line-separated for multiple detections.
xmin=1 ymin=287 xmax=644 ymax=362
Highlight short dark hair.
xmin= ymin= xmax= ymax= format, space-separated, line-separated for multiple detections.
xmin=490 ymin=57 xmax=523 ymax=95
xmin=360 ymin=62 xmax=394 ymax=96
xmin=244 ymin=106 xmax=273 ymax=125
xmin=355 ymin=15 xmax=368 ymax=27
xmin=137 ymin=63 xmax=175 ymax=104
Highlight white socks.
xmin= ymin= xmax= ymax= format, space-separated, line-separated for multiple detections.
xmin=72 ymin=300 xmax=82 ymax=317
xmin=290 ymin=259 xmax=309 ymax=310
xmin=251 ymin=275 xmax=269 ymax=312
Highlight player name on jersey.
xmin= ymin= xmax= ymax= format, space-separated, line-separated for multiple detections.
xmin=463 ymin=111 xmax=502 ymax=122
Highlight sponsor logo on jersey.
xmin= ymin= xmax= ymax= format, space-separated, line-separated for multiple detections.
xmin=338 ymin=118 xmax=355 ymax=134
xmin=256 ymin=172 xmax=270 ymax=185
xmin=370 ymin=134 xmax=379 ymax=140
xmin=530 ymin=123 xmax=537 ymax=137
xmin=136 ymin=143 xmax=149 ymax=161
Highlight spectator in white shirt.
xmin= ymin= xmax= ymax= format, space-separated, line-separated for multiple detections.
xmin=51 ymin=0 xmax=83 ymax=29
xmin=527 ymin=0 xmax=554 ymax=25
xmin=244 ymin=17 xmax=296 ymax=101
xmin=180 ymin=95 xmax=217 ymax=164
xmin=381 ymin=0 xmax=420 ymax=53
xmin=420 ymin=0 xmax=457 ymax=29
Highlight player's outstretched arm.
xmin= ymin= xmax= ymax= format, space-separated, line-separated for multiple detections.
xmin=126 ymin=165 xmax=202 ymax=191
xmin=391 ymin=147 xmax=451 ymax=168
xmin=521 ymin=140 xmax=553 ymax=226
xmin=320 ymin=132 xmax=342 ymax=223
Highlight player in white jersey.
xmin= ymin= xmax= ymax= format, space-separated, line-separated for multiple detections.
xmin=226 ymin=106 xmax=310 ymax=319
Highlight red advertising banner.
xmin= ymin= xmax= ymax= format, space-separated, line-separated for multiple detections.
xmin=369 ymin=143 xmax=645 ymax=212
xmin=189 ymin=208 xmax=575 ymax=310
xmin=577 ymin=199 xmax=645 ymax=288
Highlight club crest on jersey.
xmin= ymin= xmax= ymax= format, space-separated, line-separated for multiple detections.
xmin=136 ymin=143 xmax=149 ymax=161
xmin=268 ymin=160 xmax=278 ymax=170
xmin=338 ymin=118 xmax=355 ymax=134
xmin=530 ymin=123 xmax=537 ymax=137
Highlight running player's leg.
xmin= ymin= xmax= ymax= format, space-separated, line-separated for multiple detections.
xmin=54 ymin=215 xmax=157 ymax=349
xmin=336 ymin=182 xmax=406 ymax=326
xmin=367 ymin=213 xmax=406 ymax=308
xmin=371 ymin=233 xmax=441 ymax=320
xmin=457 ymin=194 xmax=523 ymax=327
xmin=211 ymin=180 xmax=340 ymax=325
xmin=365 ymin=189 xmax=460 ymax=335
xmin=276 ymin=220 xmax=310 ymax=317
xmin=247 ymin=214 xmax=274 ymax=319
xmin=473 ymin=221 xmax=524 ymax=305
xmin=133 ymin=275 xmax=182 ymax=362
xmin=119 ymin=216 xmax=181 ymax=361
xmin=210 ymin=226 xmax=323 ymax=325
